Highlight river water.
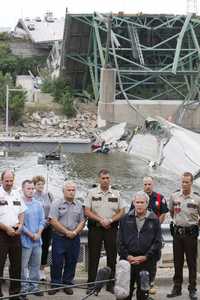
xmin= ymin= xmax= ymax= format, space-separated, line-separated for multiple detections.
xmin=0 ymin=151 xmax=180 ymax=208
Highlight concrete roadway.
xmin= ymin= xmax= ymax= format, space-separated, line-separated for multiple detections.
xmin=2 ymin=285 xmax=198 ymax=300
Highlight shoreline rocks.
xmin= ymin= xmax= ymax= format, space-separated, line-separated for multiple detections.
xmin=0 ymin=111 xmax=98 ymax=139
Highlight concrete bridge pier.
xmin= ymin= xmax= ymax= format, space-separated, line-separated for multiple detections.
xmin=98 ymin=67 xmax=116 ymax=128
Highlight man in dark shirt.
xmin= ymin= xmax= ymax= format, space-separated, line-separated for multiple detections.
xmin=119 ymin=191 xmax=162 ymax=300
xmin=130 ymin=176 xmax=169 ymax=294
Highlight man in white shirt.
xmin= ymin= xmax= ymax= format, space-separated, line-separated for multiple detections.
xmin=0 ymin=170 xmax=26 ymax=300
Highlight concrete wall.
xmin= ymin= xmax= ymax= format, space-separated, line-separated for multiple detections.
xmin=16 ymin=75 xmax=34 ymax=101
xmin=98 ymin=99 xmax=200 ymax=130
xmin=9 ymin=41 xmax=48 ymax=57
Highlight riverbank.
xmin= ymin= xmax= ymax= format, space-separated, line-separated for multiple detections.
xmin=0 ymin=102 xmax=98 ymax=139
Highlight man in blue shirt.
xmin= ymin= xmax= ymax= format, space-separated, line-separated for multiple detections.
xmin=21 ymin=180 xmax=45 ymax=299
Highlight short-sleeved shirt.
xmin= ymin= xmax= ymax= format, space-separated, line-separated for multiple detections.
xmin=0 ymin=186 xmax=26 ymax=227
xmin=84 ymin=186 xmax=126 ymax=219
xmin=34 ymin=191 xmax=53 ymax=220
xmin=49 ymin=198 xmax=84 ymax=233
xmin=169 ymin=190 xmax=200 ymax=226
xmin=130 ymin=191 xmax=169 ymax=217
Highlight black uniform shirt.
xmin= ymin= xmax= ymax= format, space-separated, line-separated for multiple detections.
xmin=130 ymin=191 xmax=169 ymax=217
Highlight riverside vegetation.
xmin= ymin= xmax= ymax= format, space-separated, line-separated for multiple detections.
xmin=0 ymin=32 xmax=83 ymax=125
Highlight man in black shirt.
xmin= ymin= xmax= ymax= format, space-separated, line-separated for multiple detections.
xmin=130 ymin=176 xmax=169 ymax=294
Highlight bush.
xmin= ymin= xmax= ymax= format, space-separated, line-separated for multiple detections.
xmin=61 ymin=90 xmax=76 ymax=117
xmin=0 ymin=72 xmax=25 ymax=124
xmin=9 ymin=91 xmax=25 ymax=124
xmin=41 ymin=76 xmax=76 ymax=117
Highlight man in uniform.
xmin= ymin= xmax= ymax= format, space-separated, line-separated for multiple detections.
xmin=130 ymin=176 xmax=169 ymax=294
xmin=167 ymin=172 xmax=200 ymax=300
xmin=118 ymin=191 xmax=162 ymax=300
xmin=0 ymin=170 xmax=26 ymax=299
xmin=84 ymin=169 xmax=126 ymax=294
xmin=48 ymin=181 xmax=85 ymax=295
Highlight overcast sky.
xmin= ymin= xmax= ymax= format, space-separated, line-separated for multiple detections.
xmin=0 ymin=0 xmax=199 ymax=28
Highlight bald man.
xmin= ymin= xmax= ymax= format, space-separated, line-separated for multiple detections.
xmin=0 ymin=170 xmax=26 ymax=299
xmin=48 ymin=181 xmax=85 ymax=295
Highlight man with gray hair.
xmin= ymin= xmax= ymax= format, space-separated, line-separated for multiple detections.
xmin=129 ymin=176 xmax=169 ymax=294
xmin=48 ymin=181 xmax=85 ymax=295
xmin=118 ymin=191 xmax=162 ymax=300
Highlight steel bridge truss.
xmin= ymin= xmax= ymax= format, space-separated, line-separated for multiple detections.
xmin=62 ymin=13 xmax=200 ymax=106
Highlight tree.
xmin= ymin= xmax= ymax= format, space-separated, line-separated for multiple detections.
xmin=0 ymin=72 xmax=25 ymax=125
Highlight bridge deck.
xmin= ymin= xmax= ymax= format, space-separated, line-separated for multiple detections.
xmin=0 ymin=137 xmax=91 ymax=153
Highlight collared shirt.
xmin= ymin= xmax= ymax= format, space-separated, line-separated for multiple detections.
xmin=0 ymin=186 xmax=26 ymax=227
xmin=169 ymin=190 xmax=200 ymax=226
xmin=135 ymin=210 xmax=151 ymax=232
xmin=21 ymin=198 xmax=45 ymax=248
xmin=34 ymin=191 xmax=54 ymax=220
xmin=130 ymin=191 xmax=169 ymax=217
xmin=84 ymin=185 xmax=126 ymax=219
xmin=49 ymin=198 xmax=84 ymax=232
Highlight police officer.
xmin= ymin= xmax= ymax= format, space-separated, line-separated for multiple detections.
xmin=118 ymin=191 xmax=162 ymax=300
xmin=48 ymin=181 xmax=85 ymax=295
xmin=84 ymin=169 xmax=126 ymax=294
xmin=167 ymin=172 xmax=200 ymax=300
xmin=130 ymin=176 xmax=169 ymax=293
xmin=0 ymin=170 xmax=26 ymax=299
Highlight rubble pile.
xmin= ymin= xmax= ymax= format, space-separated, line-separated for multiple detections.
xmin=8 ymin=111 xmax=97 ymax=138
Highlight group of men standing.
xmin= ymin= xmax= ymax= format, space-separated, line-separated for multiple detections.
xmin=0 ymin=168 xmax=200 ymax=300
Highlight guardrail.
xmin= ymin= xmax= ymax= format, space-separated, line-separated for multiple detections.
xmin=47 ymin=224 xmax=200 ymax=271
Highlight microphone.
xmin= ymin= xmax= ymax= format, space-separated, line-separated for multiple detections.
xmin=114 ymin=260 xmax=130 ymax=299
xmin=94 ymin=266 xmax=112 ymax=294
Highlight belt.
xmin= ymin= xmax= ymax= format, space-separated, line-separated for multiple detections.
xmin=174 ymin=225 xmax=199 ymax=236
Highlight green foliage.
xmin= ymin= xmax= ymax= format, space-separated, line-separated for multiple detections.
xmin=0 ymin=32 xmax=10 ymax=41
xmin=41 ymin=76 xmax=76 ymax=117
xmin=61 ymin=90 xmax=76 ymax=117
xmin=0 ymin=41 xmax=46 ymax=78
xmin=51 ymin=77 xmax=69 ymax=102
xmin=0 ymin=71 xmax=25 ymax=124
xmin=9 ymin=92 xmax=25 ymax=123
xmin=41 ymin=77 xmax=54 ymax=93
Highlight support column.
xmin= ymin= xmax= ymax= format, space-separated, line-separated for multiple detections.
xmin=98 ymin=68 xmax=116 ymax=127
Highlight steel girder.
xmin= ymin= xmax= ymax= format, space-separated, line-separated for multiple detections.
xmin=61 ymin=13 xmax=200 ymax=103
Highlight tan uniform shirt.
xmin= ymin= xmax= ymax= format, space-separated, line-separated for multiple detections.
xmin=169 ymin=190 xmax=200 ymax=226
xmin=85 ymin=185 xmax=125 ymax=219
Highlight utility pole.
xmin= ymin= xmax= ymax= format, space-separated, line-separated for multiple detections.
xmin=5 ymin=85 xmax=24 ymax=136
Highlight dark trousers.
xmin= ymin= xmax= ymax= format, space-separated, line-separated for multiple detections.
xmin=126 ymin=261 xmax=153 ymax=300
xmin=0 ymin=230 xmax=21 ymax=295
xmin=87 ymin=226 xmax=117 ymax=288
xmin=173 ymin=234 xmax=197 ymax=291
xmin=50 ymin=233 xmax=80 ymax=285
xmin=41 ymin=225 xmax=52 ymax=266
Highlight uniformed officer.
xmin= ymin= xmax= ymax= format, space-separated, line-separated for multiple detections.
xmin=48 ymin=181 xmax=85 ymax=296
xmin=130 ymin=176 xmax=169 ymax=294
xmin=167 ymin=172 xmax=200 ymax=300
xmin=0 ymin=170 xmax=26 ymax=299
xmin=84 ymin=168 xmax=126 ymax=294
